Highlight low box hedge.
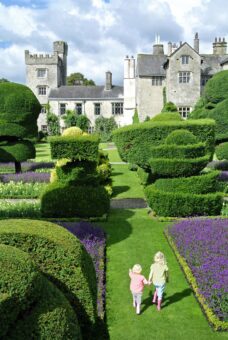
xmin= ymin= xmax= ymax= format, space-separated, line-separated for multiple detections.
xmin=137 ymin=167 xmax=153 ymax=186
xmin=49 ymin=135 xmax=100 ymax=161
xmin=112 ymin=119 xmax=215 ymax=168
xmin=0 ymin=219 xmax=97 ymax=339
xmin=149 ymin=155 xmax=209 ymax=177
xmin=150 ymin=143 xmax=206 ymax=159
xmin=41 ymin=182 xmax=110 ymax=218
xmin=145 ymin=186 xmax=223 ymax=217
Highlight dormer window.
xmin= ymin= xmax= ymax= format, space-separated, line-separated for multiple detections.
xmin=181 ymin=55 xmax=190 ymax=64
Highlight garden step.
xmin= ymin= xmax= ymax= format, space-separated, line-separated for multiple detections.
xmin=110 ymin=198 xmax=147 ymax=209
xmin=110 ymin=162 xmax=128 ymax=165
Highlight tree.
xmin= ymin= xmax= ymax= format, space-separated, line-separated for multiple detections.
xmin=161 ymin=101 xmax=178 ymax=112
xmin=67 ymin=73 xmax=95 ymax=86
xmin=0 ymin=78 xmax=9 ymax=83
xmin=132 ymin=109 xmax=140 ymax=124
xmin=0 ymin=82 xmax=41 ymax=173
xmin=63 ymin=110 xmax=90 ymax=131
xmin=95 ymin=116 xmax=118 ymax=142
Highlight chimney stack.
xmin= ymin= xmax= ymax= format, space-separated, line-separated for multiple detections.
xmin=194 ymin=32 xmax=199 ymax=53
xmin=105 ymin=71 xmax=112 ymax=90
xmin=167 ymin=42 xmax=172 ymax=56
xmin=213 ymin=37 xmax=227 ymax=55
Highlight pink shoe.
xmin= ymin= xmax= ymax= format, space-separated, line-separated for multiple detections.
xmin=152 ymin=290 xmax=157 ymax=304
xmin=157 ymin=299 xmax=162 ymax=311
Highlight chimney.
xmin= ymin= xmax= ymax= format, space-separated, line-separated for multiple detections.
xmin=213 ymin=37 xmax=227 ymax=55
xmin=129 ymin=56 xmax=135 ymax=79
xmin=153 ymin=34 xmax=164 ymax=55
xmin=194 ymin=32 xmax=199 ymax=53
xmin=105 ymin=71 xmax=112 ymax=90
xmin=167 ymin=42 xmax=172 ymax=56
xmin=124 ymin=55 xmax=130 ymax=79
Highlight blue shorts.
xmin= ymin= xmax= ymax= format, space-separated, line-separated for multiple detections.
xmin=155 ymin=284 xmax=165 ymax=299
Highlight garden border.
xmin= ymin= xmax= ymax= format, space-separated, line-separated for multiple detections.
xmin=164 ymin=228 xmax=228 ymax=331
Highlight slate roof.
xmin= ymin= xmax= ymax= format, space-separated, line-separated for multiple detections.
xmin=200 ymin=54 xmax=227 ymax=75
xmin=49 ymin=85 xmax=124 ymax=100
xmin=137 ymin=54 xmax=167 ymax=77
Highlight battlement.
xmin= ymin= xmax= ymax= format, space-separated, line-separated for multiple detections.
xmin=25 ymin=50 xmax=59 ymax=65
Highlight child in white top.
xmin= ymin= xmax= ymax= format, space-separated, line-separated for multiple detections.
xmin=148 ymin=251 xmax=169 ymax=311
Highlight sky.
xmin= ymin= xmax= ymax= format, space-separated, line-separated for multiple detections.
xmin=0 ymin=0 xmax=228 ymax=85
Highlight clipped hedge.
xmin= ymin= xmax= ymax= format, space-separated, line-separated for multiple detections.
xmin=0 ymin=140 xmax=35 ymax=162
xmin=204 ymin=70 xmax=228 ymax=104
xmin=145 ymin=185 xmax=222 ymax=217
xmin=49 ymin=135 xmax=100 ymax=161
xmin=215 ymin=142 xmax=228 ymax=160
xmin=150 ymin=112 xmax=182 ymax=122
xmin=0 ymin=219 xmax=97 ymax=339
xmin=150 ymin=143 xmax=206 ymax=159
xmin=112 ymin=119 xmax=215 ymax=168
xmin=41 ymin=182 xmax=110 ymax=217
xmin=208 ymin=99 xmax=228 ymax=141
xmin=165 ymin=129 xmax=198 ymax=145
xmin=137 ymin=167 xmax=153 ymax=186
xmin=149 ymin=155 xmax=209 ymax=177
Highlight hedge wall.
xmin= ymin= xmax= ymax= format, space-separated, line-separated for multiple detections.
xmin=150 ymin=112 xmax=182 ymax=122
xmin=150 ymin=143 xmax=206 ymax=159
xmin=204 ymin=70 xmax=228 ymax=104
xmin=0 ymin=140 xmax=35 ymax=162
xmin=0 ymin=219 xmax=97 ymax=339
xmin=0 ymin=244 xmax=81 ymax=339
xmin=149 ymin=155 xmax=209 ymax=177
xmin=207 ymin=99 xmax=228 ymax=141
xmin=50 ymin=135 xmax=100 ymax=161
xmin=112 ymin=119 xmax=215 ymax=168
xmin=41 ymin=182 xmax=110 ymax=217
xmin=215 ymin=142 xmax=228 ymax=160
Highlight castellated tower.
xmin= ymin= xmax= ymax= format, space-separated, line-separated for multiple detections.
xmin=25 ymin=41 xmax=68 ymax=129
xmin=124 ymin=55 xmax=136 ymax=121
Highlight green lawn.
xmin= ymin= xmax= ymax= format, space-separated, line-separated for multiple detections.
xmin=99 ymin=209 xmax=228 ymax=340
xmin=34 ymin=142 xmax=52 ymax=162
xmin=111 ymin=164 xmax=144 ymax=199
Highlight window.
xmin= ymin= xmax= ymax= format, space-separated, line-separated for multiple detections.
xmin=38 ymin=86 xmax=47 ymax=95
xmin=60 ymin=103 xmax=66 ymax=115
xmin=75 ymin=103 xmax=82 ymax=115
xmin=41 ymin=105 xmax=46 ymax=114
xmin=178 ymin=107 xmax=190 ymax=119
xmin=179 ymin=72 xmax=191 ymax=83
xmin=37 ymin=69 xmax=47 ymax=78
xmin=152 ymin=76 xmax=163 ymax=86
xmin=112 ymin=102 xmax=123 ymax=115
xmin=94 ymin=103 xmax=101 ymax=115
xmin=41 ymin=125 xmax=47 ymax=132
xmin=201 ymin=75 xmax=211 ymax=86
xmin=88 ymin=126 xmax=94 ymax=134
xmin=181 ymin=55 xmax=189 ymax=64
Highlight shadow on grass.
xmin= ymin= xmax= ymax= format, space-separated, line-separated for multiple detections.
xmin=140 ymin=288 xmax=192 ymax=314
xmin=112 ymin=185 xmax=130 ymax=198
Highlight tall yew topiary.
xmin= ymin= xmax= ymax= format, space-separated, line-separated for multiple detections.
xmin=0 ymin=82 xmax=41 ymax=172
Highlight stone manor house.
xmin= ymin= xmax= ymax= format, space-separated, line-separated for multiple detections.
xmin=25 ymin=33 xmax=228 ymax=132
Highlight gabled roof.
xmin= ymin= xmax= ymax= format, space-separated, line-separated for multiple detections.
xmin=220 ymin=56 xmax=228 ymax=65
xmin=201 ymin=54 xmax=227 ymax=75
xmin=137 ymin=54 xmax=167 ymax=77
xmin=169 ymin=42 xmax=200 ymax=57
xmin=49 ymin=85 xmax=124 ymax=100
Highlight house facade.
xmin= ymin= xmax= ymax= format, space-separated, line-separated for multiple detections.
xmin=25 ymin=33 xmax=228 ymax=132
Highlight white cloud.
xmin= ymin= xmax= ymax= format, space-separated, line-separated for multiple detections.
xmin=0 ymin=0 xmax=227 ymax=84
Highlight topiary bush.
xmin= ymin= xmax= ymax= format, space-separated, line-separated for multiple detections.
xmin=150 ymin=143 xmax=206 ymax=159
xmin=151 ymin=112 xmax=182 ymax=122
xmin=164 ymin=129 xmax=198 ymax=145
xmin=207 ymin=99 xmax=228 ymax=141
xmin=62 ymin=126 xmax=83 ymax=137
xmin=215 ymin=142 xmax=228 ymax=160
xmin=0 ymin=140 xmax=35 ymax=162
xmin=204 ymin=70 xmax=228 ymax=104
xmin=161 ymin=101 xmax=178 ymax=112
xmin=0 ymin=243 xmax=81 ymax=339
xmin=0 ymin=219 xmax=97 ymax=339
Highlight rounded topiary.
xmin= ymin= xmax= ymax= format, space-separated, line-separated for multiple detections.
xmin=216 ymin=142 xmax=228 ymax=160
xmin=0 ymin=140 xmax=35 ymax=162
xmin=204 ymin=70 xmax=228 ymax=104
xmin=208 ymin=99 xmax=228 ymax=141
xmin=62 ymin=126 xmax=83 ymax=137
xmin=165 ymin=129 xmax=198 ymax=145
xmin=161 ymin=101 xmax=178 ymax=112
xmin=151 ymin=112 xmax=182 ymax=122
xmin=0 ymin=219 xmax=97 ymax=339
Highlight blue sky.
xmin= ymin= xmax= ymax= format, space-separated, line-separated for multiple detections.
xmin=0 ymin=0 xmax=228 ymax=85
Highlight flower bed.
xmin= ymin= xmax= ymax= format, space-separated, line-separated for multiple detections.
xmin=0 ymin=181 xmax=47 ymax=198
xmin=0 ymin=161 xmax=54 ymax=172
xmin=0 ymin=172 xmax=50 ymax=183
xmin=166 ymin=218 xmax=228 ymax=330
xmin=0 ymin=200 xmax=41 ymax=218
xmin=59 ymin=221 xmax=106 ymax=319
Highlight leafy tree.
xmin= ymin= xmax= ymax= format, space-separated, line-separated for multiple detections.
xmin=0 ymin=78 xmax=9 ymax=83
xmin=162 ymin=101 xmax=178 ymax=112
xmin=0 ymin=82 xmax=41 ymax=173
xmin=47 ymin=112 xmax=60 ymax=136
xmin=67 ymin=73 xmax=95 ymax=86
xmin=95 ymin=116 xmax=118 ymax=142
xmin=63 ymin=110 xmax=90 ymax=131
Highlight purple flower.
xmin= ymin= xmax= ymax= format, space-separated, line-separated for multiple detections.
xmin=0 ymin=172 xmax=50 ymax=183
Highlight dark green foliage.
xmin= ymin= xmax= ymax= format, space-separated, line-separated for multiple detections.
xmin=149 ymin=155 xmax=209 ymax=177
xmin=50 ymin=135 xmax=99 ymax=161
xmin=0 ymin=219 xmax=97 ymax=338
xmin=151 ymin=112 xmax=182 ymax=122
xmin=161 ymin=101 xmax=178 ymax=112
xmin=150 ymin=143 xmax=206 ymax=159
xmin=144 ymin=116 xmax=151 ymax=122
xmin=137 ymin=167 xmax=153 ymax=186
xmin=113 ymin=119 xmax=215 ymax=168
xmin=128 ymin=163 xmax=138 ymax=171
xmin=0 ymin=140 xmax=35 ymax=162
xmin=63 ymin=110 xmax=90 ymax=131
xmin=145 ymin=185 xmax=222 ymax=217
xmin=165 ymin=129 xmax=198 ymax=145
xmin=132 ymin=109 xmax=140 ymax=124
xmin=0 ymin=82 xmax=41 ymax=138
xmin=216 ymin=142 xmax=228 ymax=160
xmin=189 ymin=107 xmax=210 ymax=119
xmin=207 ymin=99 xmax=228 ymax=141
xmin=67 ymin=73 xmax=95 ymax=86
xmin=95 ymin=116 xmax=118 ymax=142
xmin=0 ymin=78 xmax=9 ymax=83
xmin=41 ymin=182 xmax=110 ymax=217
xmin=204 ymin=70 xmax=228 ymax=104
xmin=47 ymin=112 xmax=60 ymax=136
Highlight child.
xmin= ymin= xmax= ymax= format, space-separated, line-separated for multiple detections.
xmin=129 ymin=264 xmax=148 ymax=315
xmin=148 ymin=251 xmax=169 ymax=311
